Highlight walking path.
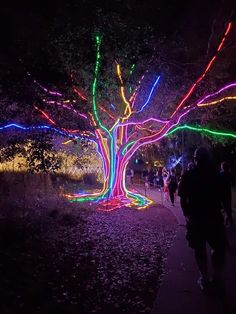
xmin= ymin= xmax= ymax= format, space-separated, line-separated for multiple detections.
xmin=134 ymin=185 xmax=236 ymax=314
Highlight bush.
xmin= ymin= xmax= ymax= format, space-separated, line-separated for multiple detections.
xmin=82 ymin=172 xmax=99 ymax=186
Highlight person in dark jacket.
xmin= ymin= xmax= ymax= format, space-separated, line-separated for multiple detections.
xmin=167 ymin=168 xmax=178 ymax=206
xmin=219 ymin=161 xmax=233 ymax=226
xmin=178 ymin=147 xmax=226 ymax=291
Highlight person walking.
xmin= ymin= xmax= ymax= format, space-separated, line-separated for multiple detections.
xmin=156 ymin=167 xmax=164 ymax=191
xmin=219 ymin=161 xmax=234 ymax=226
xmin=148 ymin=168 xmax=155 ymax=187
xmin=167 ymin=168 xmax=178 ymax=206
xmin=178 ymin=147 xmax=227 ymax=291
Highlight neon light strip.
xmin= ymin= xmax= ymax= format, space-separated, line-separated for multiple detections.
xmin=166 ymin=125 xmax=236 ymax=138
xmin=122 ymin=162 xmax=153 ymax=209
xmin=34 ymin=105 xmax=85 ymax=134
xmin=110 ymin=104 xmax=116 ymax=110
xmin=0 ymin=123 xmax=76 ymax=138
xmin=197 ymin=82 xmax=236 ymax=105
xmin=130 ymin=73 xmax=145 ymax=106
xmin=73 ymin=85 xmax=117 ymax=122
xmin=92 ymin=35 xmax=113 ymax=149
xmin=136 ymin=124 xmax=155 ymax=133
xmin=62 ymin=139 xmax=77 ymax=145
xmin=34 ymin=105 xmax=57 ymax=126
xmin=121 ymin=140 xmax=135 ymax=155
xmin=116 ymin=64 xmax=132 ymax=119
xmin=198 ymin=96 xmax=236 ymax=107
xmin=170 ymin=22 xmax=232 ymax=118
xmin=120 ymin=117 xmax=169 ymax=127
xmin=73 ymin=87 xmax=87 ymax=100
xmin=43 ymin=99 xmax=88 ymax=120
xmin=109 ymin=118 xmax=120 ymax=132
xmin=138 ymin=76 xmax=161 ymax=112
xmin=27 ymin=72 xmax=62 ymax=96
xmin=99 ymin=105 xmax=116 ymax=120
xmin=129 ymin=64 xmax=135 ymax=75
xmin=120 ymin=107 xmax=193 ymax=169
xmin=121 ymin=22 xmax=233 ymax=156
xmin=95 ymin=130 xmax=110 ymax=178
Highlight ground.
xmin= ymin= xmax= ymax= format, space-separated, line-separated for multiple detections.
xmin=0 ymin=178 xmax=177 ymax=314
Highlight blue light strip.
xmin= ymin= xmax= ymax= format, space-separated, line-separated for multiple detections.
xmin=0 ymin=122 xmax=103 ymax=145
xmin=138 ymin=76 xmax=161 ymax=112
xmin=0 ymin=123 xmax=76 ymax=138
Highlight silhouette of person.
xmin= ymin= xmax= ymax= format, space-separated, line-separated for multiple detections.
xmin=219 ymin=161 xmax=233 ymax=226
xmin=178 ymin=147 xmax=227 ymax=291
xmin=167 ymin=168 xmax=178 ymax=206
xmin=148 ymin=168 xmax=155 ymax=187
xmin=156 ymin=167 xmax=164 ymax=191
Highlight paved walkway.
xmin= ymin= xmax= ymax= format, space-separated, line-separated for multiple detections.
xmin=134 ymin=185 xmax=236 ymax=314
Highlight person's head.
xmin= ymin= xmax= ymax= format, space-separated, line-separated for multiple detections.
xmin=221 ymin=161 xmax=230 ymax=172
xmin=193 ymin=147 xmax=210 ymax=166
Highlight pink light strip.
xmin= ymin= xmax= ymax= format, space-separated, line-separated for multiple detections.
xmin=27 ymin=73 xmax=63 ymax=96
xmin=121 ymin=107 xmax=192 ymax=166
xmin=197 ymin=82 xmax=236 ymax=105
xmin=43 ymin=99 xmax=88 ymax=120
xmin=120 ymin=117 xmax=169 ymax=127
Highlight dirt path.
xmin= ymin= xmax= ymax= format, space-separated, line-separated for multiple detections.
xmin=0 ymin=201 xmax=177 ymax=314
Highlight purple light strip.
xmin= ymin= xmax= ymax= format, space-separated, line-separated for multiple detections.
xmin=27 ymin=72 xmax=63 ymax=96
xmin=197 ymin=82 xmax=236 ymax=105
xmin=120 ymin=117 xmax=169 ymax=127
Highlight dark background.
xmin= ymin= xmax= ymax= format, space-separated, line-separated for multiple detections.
xmin=0 ymin=0 xmax=235 ymax=80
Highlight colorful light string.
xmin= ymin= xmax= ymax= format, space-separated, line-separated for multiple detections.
xmin=166 ymin=125 xmax=236 ymax=139
xmin=2 ymin=22 xmax=235 ymax=211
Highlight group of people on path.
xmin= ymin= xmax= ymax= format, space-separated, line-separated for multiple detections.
xmin=142 ymin=167 xmax=179 ymax=206
xmin=127 ymin=149 xmax=234 ymax=293
xmin=142 ymin=157 xmax=234 ymax=225
xmin=178 ymin=147 xmax=234 ymax=293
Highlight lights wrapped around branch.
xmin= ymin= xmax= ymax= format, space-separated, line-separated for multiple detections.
xmin=2 ymin=22 xmax=235 ymax=211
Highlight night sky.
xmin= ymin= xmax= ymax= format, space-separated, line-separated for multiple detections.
xmin=0 ymin=0 xmax=235 ymax=98
xmin=1 ymin=0 xmax=235 ymax=56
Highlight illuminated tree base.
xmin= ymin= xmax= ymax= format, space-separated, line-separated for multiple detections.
xmin=66 ymin=189 xmax=153 ymax=211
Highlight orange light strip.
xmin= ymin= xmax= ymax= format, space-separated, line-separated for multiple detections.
xmin=170 ymin=22 xmax=232 ymax=118
xmin=116 ymin=63 xmax=132 ymax=119
xmin=198 ymin=96 xmax=236 ymax=107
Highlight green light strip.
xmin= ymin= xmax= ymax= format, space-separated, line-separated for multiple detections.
xmin=129 ymin=63 xmax=135 ymax=75
xmin=121 ymin=140 xmax=135 ymax=155
xmin=92 ymin=35 xmax=118 ymax=195
xmin=92 ymin=35 xmax=110 ymax=135
xmin=166 ymin=125 xmax=236 ymax=139
xmin=129 ymin=64 xmax=135 ymax=94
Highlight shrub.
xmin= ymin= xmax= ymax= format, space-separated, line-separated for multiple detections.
xmin=82 ymin=172 xmax=99 ymax=186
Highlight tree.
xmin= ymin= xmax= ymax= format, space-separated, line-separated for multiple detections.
xmin=1 ymin=21 xmax=236 ymax=210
